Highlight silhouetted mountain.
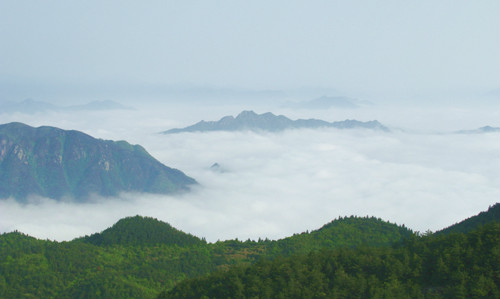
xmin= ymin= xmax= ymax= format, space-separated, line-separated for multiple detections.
xmin=435 ymin=203 xmax=500 ymax=235
xmin=455 ymin=126 xmax=500 ymax=134
xmin=80 ymin=216 xmax=204 ymax=247
xmin=0 ymin=122 xmax=196 ymax=202
xmin=162 ymin=110 xmax=389 ymax=134
xmin=0 ymin=99 xmax=58 ymax=114
xmin=209 ymin=162 xmax=227 ymax=173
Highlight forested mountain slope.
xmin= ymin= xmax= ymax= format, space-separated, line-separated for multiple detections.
xmin=435 ymin=203 xmax=499 ymax=235
xmin=78 ymin=216 xmax=204 ymax=247
xmin=0 ymin=122 xmax=196 ymax=201
xmin=1 ymin=205 xmax=498 ymax=299
xmin=159 ymin=223 xmax=500 ymax=299
xmin=0 ymin=215 xmax=412 ymax=298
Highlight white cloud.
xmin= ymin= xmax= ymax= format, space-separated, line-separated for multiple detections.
xmin=1 ymin=0 xmax=498 ymax=244
xmin=1 ymin=109 xmax=498 ymax=242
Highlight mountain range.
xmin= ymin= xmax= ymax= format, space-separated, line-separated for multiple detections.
xmin=0 ymin=122 xmax=196 ymax=202
xmin=455 ymin=125 xmax=500 ymax=134
xmin=162 ymin=110 xmax=389 ymax=134
xmin=0 ymin=203 xmax=498 ymax=299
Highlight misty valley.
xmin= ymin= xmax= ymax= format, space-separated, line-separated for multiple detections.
xmin=2 ymin=1 xmax=499 ymax=298
xmin=1 ymin=109 xmax=499 ymax=298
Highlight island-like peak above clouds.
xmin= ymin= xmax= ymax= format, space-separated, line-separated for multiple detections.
xmin=455 ymin=126 xmax=500 ymax=134
xmin=162 ymin=110 xmax=389 ymax=134
xmin=0 ymin=122 xmax=196 ymax=202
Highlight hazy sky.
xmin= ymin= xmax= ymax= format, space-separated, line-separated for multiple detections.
xmin=1 ymin=1 xmax=499 ymax=102
xmin=0 ymin=2 xmax=499 ymax=242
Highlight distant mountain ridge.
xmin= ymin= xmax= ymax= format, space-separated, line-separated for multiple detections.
xmin=162 ymin=110 xmax=389 ymax=134
xmin=0 ymin=99 xmax=133 ymax=114
xmin=455 ymin=126 xmax=500 ymax=134
xmin=0 ymin=122 xmax=196 ymax=201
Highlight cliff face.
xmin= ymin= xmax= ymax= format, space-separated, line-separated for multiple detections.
xmin=0 ymin=122 xmax=196 ymax=202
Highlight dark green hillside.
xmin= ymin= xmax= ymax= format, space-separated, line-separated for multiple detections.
xmin=0 ymin=122 xmax=196 ymax=201
xmin=268 ymin=216 xmax=413 ymax=256
xmin=435 ymin=203 xmax=500 ymax=235
xmin=1 ymin=205 xmax=498 ymax=299
xmin=0 ymin=216 xmax=217 ymax=299
xmin=159 ymin=223 xmax=500 ymax=299
xmin=0 ymin=214 xmax=414 ymax=299
xmin=0 ymin=231 xmax=48 ymax=254
xmin=202 ymin=216 xmax=414 ymax=270
xmin=80 ymin=216 xmax=204 ymax=247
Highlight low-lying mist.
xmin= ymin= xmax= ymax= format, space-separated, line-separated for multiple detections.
xmin=0 ymin=101 xmax=499 ymax=242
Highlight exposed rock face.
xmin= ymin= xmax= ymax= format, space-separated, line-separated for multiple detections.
xmin=0 ymin=122 xmax=196 ymax=202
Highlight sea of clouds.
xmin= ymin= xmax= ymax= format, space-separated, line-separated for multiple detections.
xmin=0 ymin=100 xmax=499 ymax=242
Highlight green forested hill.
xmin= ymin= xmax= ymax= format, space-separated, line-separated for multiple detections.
xmin=0 ymin=205 xmax=498 ymax=299
xmin=435 ymin=203 xmax=500 ymax=235
xmin=0 ymin=219 xmax=213 ymax=299
xmin=160 ymin=223 xmax=500 ymax=299
xmin=269 ymin=216 xmax=413 ymax=256
xmin=0 ymin=215 xmax=412 ymax=298
xmin=78 ymin=216 xmax=205 ymax=247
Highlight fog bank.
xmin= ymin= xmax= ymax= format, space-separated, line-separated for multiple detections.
xmin=1 ymin=113 xmax=498 ymax=241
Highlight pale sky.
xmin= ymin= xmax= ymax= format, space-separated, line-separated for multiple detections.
xmin=0 ymin=1 xmax=499 ymax=242
xmin=1 ymin=1 xmax=499 ymax=102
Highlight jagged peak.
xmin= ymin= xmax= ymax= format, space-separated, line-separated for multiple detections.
xmin=162 ymin=111 xmax=389 ymax=134
xmin=236 ymin=110 xmax=259 ymax=118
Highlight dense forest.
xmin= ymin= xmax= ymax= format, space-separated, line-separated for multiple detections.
xmin=0 ymin=204 xmax=498 ymax=299
xmin=160 ymin=222 xmax=499 ymax=299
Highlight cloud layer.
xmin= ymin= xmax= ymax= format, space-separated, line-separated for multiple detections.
xmin=1 ymin=106 xmax=498 ymax=242
xmin=1 ymin=1 xmax=498 ymax=243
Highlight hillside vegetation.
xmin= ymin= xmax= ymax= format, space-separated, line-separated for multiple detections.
xmin=160 ymin=223 xmax=499 ymax=299
xmin=0 ymin=204 xmax=498 ymax=299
